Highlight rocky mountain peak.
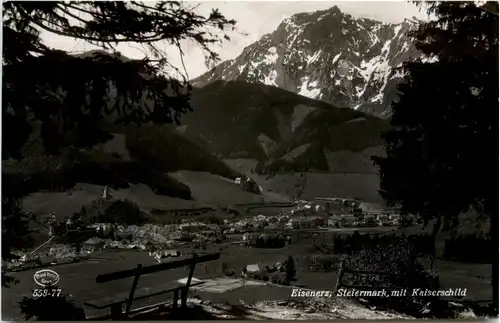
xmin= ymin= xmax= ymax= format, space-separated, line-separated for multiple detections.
xmin=192 ymin=5 xmax=425 ymax=117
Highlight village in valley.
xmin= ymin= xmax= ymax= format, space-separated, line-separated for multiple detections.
xmin=8 ymin=178 xmax=410 ymax=271
xmin=2 ymin=0 xmax=496 ymax=321
xmin=2 ymin=176 xmax=434 ymax=320
xmin=9 ymin=165 xmax=484 ymax=322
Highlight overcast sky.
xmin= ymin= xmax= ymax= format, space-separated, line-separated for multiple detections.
xmin=41 ymin=1 xmax=429 ymax=79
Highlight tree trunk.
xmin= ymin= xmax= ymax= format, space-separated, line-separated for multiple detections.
xmin=485 ymin=200 xmax=498 ymax=313
xmin=295 ymin=169 xmax=307 ymax=200
xmin=430 ymin=215 xmax=442 ymax=271
xmin=491 ymin=216 xmax=498 ymax=313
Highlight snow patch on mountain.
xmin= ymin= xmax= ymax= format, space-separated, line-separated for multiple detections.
xmin=264 ymin=70 xmax=278 ymax=86
xmin=299 ymin=78 xmax=321 ymax=99
xmin=307 ymin=50 xmax=323 ymax=65
xmin=332 ymin=52 xmax=342 ymax=64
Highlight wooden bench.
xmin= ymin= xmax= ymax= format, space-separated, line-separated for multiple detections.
xmin=84 ymin=252 xmax=220 ymax=320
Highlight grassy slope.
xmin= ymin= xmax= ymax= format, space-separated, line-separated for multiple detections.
xmin=3 ymin=147 xmax=193 ymax=200
xmin=3 ymin=123 xmax=241 ymax=202
xmin=257 ymin=110 xmax=390 ymax=173
xmin=221 ymin=158 xmax=383 ymax=203
xmin=112 ymin=124 xmax=240 ymax=180
xmin=5 ymin=123 xmax=248 ymax=247
xmin=182 ymin=80 xmax=390 ymax=174
xmin=183 ymin=80 xmax=337 ymax=159
xmin=6 ymin=77 xmax=387 ymax=206
xmin=169 ymin=170 xmax=288 ymax=205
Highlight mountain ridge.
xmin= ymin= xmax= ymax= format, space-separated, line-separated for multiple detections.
xmin=182 ymin=80 xmax=389 ymax=174
xmin=192 ymin=5 xmax=429 ymax=117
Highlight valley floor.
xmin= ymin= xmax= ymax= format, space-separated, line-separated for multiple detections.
xmin=222 ymin=158 xmax=383 ymax=203
xmin=7 ymin=162 xmax=493 ymax=320
xmin=2 ymin=245 xmax=492 ymax=320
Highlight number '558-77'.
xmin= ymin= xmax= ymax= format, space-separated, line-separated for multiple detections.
xmin=32 ymin=288 xmax=62 ymax=298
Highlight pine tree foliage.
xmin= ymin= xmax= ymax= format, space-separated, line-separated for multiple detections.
xmin=372 ymin=1 xmax=498 ymax=224
xmin=371 ymin=1 xmax=498 ymax=309
xmin=2 ymin=175 xmax=33 ymax=287
xmin=285 ymin=255 xmax=296 ymax=283
xmin=2 ymin=1 xmax=236 ymax=158
xmin=1 ymin=1 xmax=236 ymax=278
xmin=20 ymin=292 xmax=85 ymax=320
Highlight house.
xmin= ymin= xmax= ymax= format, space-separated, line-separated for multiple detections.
xmin=65 ymin=218 xmax=75 ymax=231
xmin=311 ymin=217 xmax=325 ymax=227
xmin=291 ymin=208 xmax=313 ymax=216
xmin=243 ymin=232 xmax=260 ymax=245
xmin=246 ymin=264 xmax=260 ymax=273
xmin=149 ymin=250 xmax=180 ymax=262
xmin=289 ymin=218 xmax=311 ymax=229
xmin=142 ymin=240 xmax=155 ymax=251
xmin=179 ymin=223 xmax=203 ymax=233
xmin=399 ymin=215 xmax=414 ymax=227
xmin=82 ymin=237 xmax=106 ymax=253
xmin=363 ymin=214 xmax=377 ymax=227
xmin=353 ymin=207 xmax=364 ymax=217
xmin=177 ymin=277 xmax=204 ymax=285
xmin=299 ymin=219 xmax=311 ymax=229
xmin=388 ymin=214 xmax=400 ymax=224
xmin=328 ymin=215 xmax=343 ymax=227
xmin=340 ymin=215 xmax=356 ymax=227
xmin=255 ymin=214 xmax=267 ymax=222
xmin=48 ymin=222 xmax=58 ymax=236
xmin=207 ymin=224 xmax=220 ymax=231
xmin=164 ymin=250 xmax=180 ymax=257
xmin=102 ymin=185 xmax=111 ymax=199
xmin=376 ymin=214 xmax=390 ymax=226
xmin=96 ymin=223 xmax=114 ymax=238
xmin=240 ymin=177 xmax=260 ymax=194
xmin=313 ymin=197 xmax=360 ymax=215
xmin=115 ymin=231 xmax=133 ymax=240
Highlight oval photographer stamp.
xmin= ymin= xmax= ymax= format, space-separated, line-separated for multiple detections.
xmin=33 ymin=269 xmax=60 ymax=287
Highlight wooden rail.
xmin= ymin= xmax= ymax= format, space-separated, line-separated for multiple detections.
xmin=85 ymin=253 xmax=220 ymax=320
xmin=95 ymin=253 xmax=220 ymax=283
